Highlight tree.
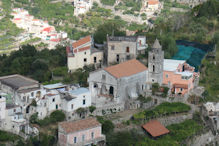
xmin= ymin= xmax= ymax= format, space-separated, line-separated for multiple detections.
xmin=102 ymin=120 xmax=114 ymax=134
xmin=89 ymin=106 xmax=96 ymax=113
xmin=94 ymin=21 xmax=125 ymax=44
xmin=30 ymin=113 xmax=38 ymax=124
xmin=50 ymin=110 xmax=66 ymax=122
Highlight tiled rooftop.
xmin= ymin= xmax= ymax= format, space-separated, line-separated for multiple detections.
xmin=59 ymin=117 xmax=101 ymax=134
xmin=142 ymin=120 xmax=169 ymax=137
xmin=105 ymin=59 xmax=147 ymax=78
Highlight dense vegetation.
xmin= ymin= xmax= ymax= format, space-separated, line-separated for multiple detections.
xmin=200 ymin=32 xmax=219 ymax=101
xmin=30 ymin=110 xmax=66 ymax=126
xmin=0 ymin=45 xmax=66 ymax=82
xmin=101 ymin=0 xmax=116 ymax=6
xmin=133 ymin=102 xmax=191 ymax=122
xmin=0 ymin=130 xmax=20 ymax=142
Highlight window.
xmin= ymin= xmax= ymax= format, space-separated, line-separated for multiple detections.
xmin=94 ymin=57 xmax=97 ymax=63
xmin=91 ymin=132 xmax=94 ymax=139
xmin=56 ymin=104 xmax=58 ymax=109
xmin=111 ymin=45 xmax=115 ymax=50
xmin=180 ymin=88 xmax=183 ymax=91
xmin=116 ymin=54 xmax=120 ymax=62
xmin=71 ymin=104 xmax=74 ymax=109
xmin=126 ymin=47 xmax=129 ymax=53
xmin=84 ymin=52 xmax=86 ymax=55
xmin=84 ymin=58 xmax=87 ymax=62
xmin=74 ymin=137 xmax=77 ymax=143
xmin=82 ymin=134 xmax=85 ymax=142
xmin=102 ymin=74 xmax=106 ymax=80
xmin=153 ymin=65 xmax=155 ymax=72
xmin=166 ymin=74 xmax=168 ymax=78
xmin=31 ymin=92 xmax=34 ymax=97
xmin=52 ymin=98 xmax=55 ymax=102
xmin=153 ymin=55 xmax=155 ymax=60
xmin=83 ymin=99 xmax=86 ymax=105
xmin=14 ymin=109 xmax=16 ymax=113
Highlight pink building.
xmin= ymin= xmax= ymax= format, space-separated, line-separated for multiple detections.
xmin=163 ymin=59 xmax=198 ymax=95
xmin=58 ymin=118 xmax=105 ymax=146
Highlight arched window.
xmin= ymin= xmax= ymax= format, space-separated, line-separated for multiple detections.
xmin=153 ymin=65 xmax=155 ymax=72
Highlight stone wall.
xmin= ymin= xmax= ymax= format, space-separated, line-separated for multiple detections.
xmin=157 ymin=113 xmax=193 ymax=126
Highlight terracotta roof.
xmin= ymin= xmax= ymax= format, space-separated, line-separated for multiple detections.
xmin=104 ymin=59 xmax=147 ymax=78
xmin=59 ymin=118 xmax=101 ymax=134
xmin=173 ymin=84 xmax=188 ymax=89
xmin=148 ymin=0 xmax=159 ymax=5
xmin=72 ymin=35 xmax=91 ymax=49
xmin=142 ymin=120 xmax=169 ymax=137
xmin=78 ymin=46 xmax=90 ymax=52
xmin=42 ymin=27 xmax=53 ymax=32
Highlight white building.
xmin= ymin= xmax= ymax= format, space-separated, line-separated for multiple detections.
xmin=0 ymin=74 xmax=46 ymax=114
xmin=0 ymin=96 xmax=6 ymax=120
xmin=203 ymin=102 xmax=219 ymax=116
xmin=0 ymin=104 xmax=30 ymax=136
xmin=73 ymin=0 xmax=93 ymax=16
xmin=67 ymin=35 xmax=103 ymax=71
xmin=61 ymin=87 xmax=91 ymax=120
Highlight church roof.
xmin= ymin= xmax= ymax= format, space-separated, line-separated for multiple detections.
xmin=104 ymin=59 xmax=147 ymax=78
xmin=152 ymin=39 xmax=162 ymax=49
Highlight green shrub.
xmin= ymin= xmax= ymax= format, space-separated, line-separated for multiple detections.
xmin=50 ymin=110 xmax=66 ymax=122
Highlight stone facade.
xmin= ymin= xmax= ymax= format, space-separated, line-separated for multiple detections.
xmin=88 ymin=59 xmax=148 ymax=113
xmin=148 ymin=39 xmax=164 ymax=85
xmin=106 ymin=36 xmax=147 ymax=65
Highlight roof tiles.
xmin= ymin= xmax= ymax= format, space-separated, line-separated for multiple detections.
xmin=72 ymin=35 xmax=91 ymax=49
xmin=104 ymin=59 xmax=147 ymax=78
xmin=142 ymin=120 xmax=169 ymax=137
xmin=59 ymin=117 xmax=101 ymax=134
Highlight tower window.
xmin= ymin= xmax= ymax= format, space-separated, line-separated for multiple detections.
xmin=153 ymin=55 xmax=155 ymax=60
xmin=126 ymin=47 xmax=129 ymax=53
xmin=153 ymin=65 xmax=155 ymax=72
xmin=94 ymin=57 xmax=97 ymax=63
xmin=84 ymin=58 xmax=87 ymax=62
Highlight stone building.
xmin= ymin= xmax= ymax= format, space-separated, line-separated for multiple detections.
xmin=106 ymin=35 xmax=148 ymax=65
xmin=88 ymin=59 xmax=148 ymax=113
xmin=0 ymin=74 xmax=46 ymax=113
xmin=148 ymin=39 xmax=164 ymax=85
xmin=67 ymin=35 xmax=103 ymax=71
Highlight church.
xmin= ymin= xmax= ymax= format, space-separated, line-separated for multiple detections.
xmin=87 ymin=38 xmax=199 ymax=112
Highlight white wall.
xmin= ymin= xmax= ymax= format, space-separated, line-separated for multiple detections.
xmin=62 ymin=90 xmax=91 ymax=112
xmin=0 ymin=96 xmax=6 ymax=120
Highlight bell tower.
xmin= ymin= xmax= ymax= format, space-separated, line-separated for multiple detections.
xmin=148 ymin=39 xmax=164 ymax=85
